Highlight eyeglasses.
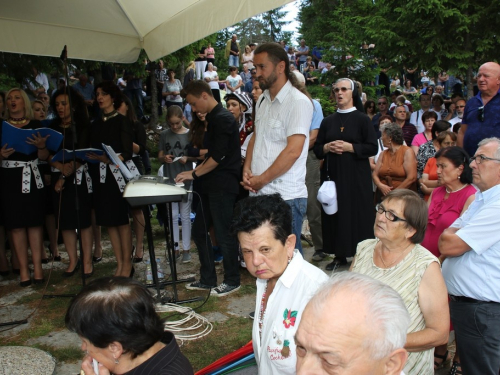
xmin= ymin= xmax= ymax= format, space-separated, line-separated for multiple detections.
xmin=378 ymin=102 xmax=387 ymax=105
xmin=478 ymin=106 xmax=485 ymax=122
xmin=375 ymin=204 xmax=407 ymax=222
xmin=251 ymin=71 xmax=256 ymax=74
xmin=333 ymin=87 xmax=352 ymax=93
xmin=469 ymin=154 xmax=500 ymax=164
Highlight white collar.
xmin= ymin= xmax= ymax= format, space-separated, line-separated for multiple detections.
xmin=337 ymin=107 xmax=356 ymax=113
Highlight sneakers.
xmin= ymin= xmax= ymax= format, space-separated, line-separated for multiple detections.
xmin=214 ymin=254 xmax=223 ymax=264
xmin=167 ymin=251 xmax=182 ymax=264
xmin=312 ymin=251 xmax=327 ymax=261
xmin=182 ymin=251 xmax=192 ymax=263
xmin=186 ymin=281 xmax=214 ymax=291
xmin=249 ymin=311 xmax=255 ymax=320
xmin=211 ymin=283 xmax=240 ymax=297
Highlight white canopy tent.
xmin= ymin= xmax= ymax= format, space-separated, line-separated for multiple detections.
xmin=0 ymin=0 xmax=293 ymax=63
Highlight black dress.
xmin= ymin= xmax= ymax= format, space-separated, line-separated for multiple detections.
xmin=131 ymin=120 xmax=147 ymax=175
xmin=313 ymin=111 xmax=378 ymax=258
xmin=49 ymin=118 xmax=92 ymax=230
xmin=0 ymin=120 xmax=46 ymax=229
xmin=124 ymin=331 xmax=193 ymax=375
xmin=89 ymin=113 xmax=133 ymax=227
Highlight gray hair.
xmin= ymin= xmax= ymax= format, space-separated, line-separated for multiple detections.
xmin=308 ymin=272 xmax=410 ymax=360
xmin=383 ymin=123 xmax=404 ymax=145
xmin=478 ymin=137 xmax=500 ymax=159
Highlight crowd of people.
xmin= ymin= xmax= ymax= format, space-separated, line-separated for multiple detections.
xmin=1 ymin=38 xmax=500 ymax=374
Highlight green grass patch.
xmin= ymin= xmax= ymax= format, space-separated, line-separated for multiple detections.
xmin=181 ymin=316 xmax=253 ymax=371
xmin=34 ymin=344 xmax=83 ymax=362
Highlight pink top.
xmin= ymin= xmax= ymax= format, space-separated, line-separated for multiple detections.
xmin=421 ymin=184 xmax=476 ymax=257
xmin=411 ymin=132 xmax=431 ymax=147
xmin=205 ymin=47 xmax=215 ymax=59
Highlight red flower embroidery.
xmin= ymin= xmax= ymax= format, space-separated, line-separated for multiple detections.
xmin=282 ymin=308 xmax=298 ymax=328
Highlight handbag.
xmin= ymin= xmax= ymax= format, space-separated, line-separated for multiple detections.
xmin=317 ymin=155 xmax=338 ymax=215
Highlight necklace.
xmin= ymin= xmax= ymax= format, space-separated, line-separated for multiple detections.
xmin=338 ymin=112 xmax=353 ymax=133
xmin=8 ymin=117 xmax=27 ymax=125
xmin=446 ymin=183 xmax=468 ymax=194
xmin=378 ymin=242 xmax=413 ymax=269
xmin=102 ymin=110 xmax=119 ymax=122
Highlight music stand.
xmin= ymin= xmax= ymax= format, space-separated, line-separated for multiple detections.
xmin=123 ymin=176 xmax=203 ymax=304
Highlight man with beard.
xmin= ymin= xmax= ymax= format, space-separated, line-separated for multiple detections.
xmin=242 ymin=42 xmax=313 ymax=255
xmin=448 ymin=98 xmax=466 ymax=127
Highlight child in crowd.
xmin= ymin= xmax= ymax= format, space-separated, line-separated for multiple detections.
xmin=157 ymin=105 xmax=194 ymax=263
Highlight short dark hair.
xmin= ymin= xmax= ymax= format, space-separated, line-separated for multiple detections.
xmin=419 ymin=93 xmax=431 ymax=102
xmin=432 ymin=94 xmax=444 ymax=106
xmin=95 ymin=81 xmax=123 ymax=109
xmin=383 ymin=123 xmax=404 ymax=145
xmin=421 ymin=110 xmax=438 ymax=124
xmin=435 ymin=146 xmax=472 ymax=184
xmin=181 ymin=80 xmax=213 ymax=99
xmin=431 ymin=120 xmax=451 ymax=140
xmin=382 ymin=189 xmax=427 ymax=244
xmin=231 ymin=194 xmax=292 ymax=245
xmin=254 ymin=42 xmax=290 ymax=79
xmin=65 ymin=277 xmax=164 ymax=359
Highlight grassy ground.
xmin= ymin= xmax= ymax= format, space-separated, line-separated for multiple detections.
xmin=0 ymin=219 xmax=257 ymax=371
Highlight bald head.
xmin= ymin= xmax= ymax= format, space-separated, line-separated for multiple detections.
xmin=295 ymin=272 xmax=409 ymax=375
xmin=477 ymin=62 xmax=500 ymax=98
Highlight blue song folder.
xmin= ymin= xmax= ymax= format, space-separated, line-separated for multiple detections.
xmin=1 ymin=121 xmax=63 ymax=155
xmin=51 ymin=148 xmax=104 ymax=164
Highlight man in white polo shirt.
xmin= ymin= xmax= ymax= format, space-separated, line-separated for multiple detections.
xmin=242 ymin=42 xmax=313 ymax=254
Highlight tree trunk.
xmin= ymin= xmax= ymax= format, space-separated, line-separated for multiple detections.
xmin=150 ymin=70 xmax=158 ymax=130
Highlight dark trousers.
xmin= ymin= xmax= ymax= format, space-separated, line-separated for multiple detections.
xmin=192 ymin=192 xmax=240 ymax=287
xmin=450 ymin=300 xmax=500 ymax=374
xmin=124 ymin=88 xmax=143 ymax=119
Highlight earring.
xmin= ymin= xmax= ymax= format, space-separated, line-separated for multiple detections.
xmin=114 ymin=358 xmax=119 ymax=364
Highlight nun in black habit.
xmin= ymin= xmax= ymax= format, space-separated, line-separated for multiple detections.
xmin=313 ymin=78 xmax=378 ymax=270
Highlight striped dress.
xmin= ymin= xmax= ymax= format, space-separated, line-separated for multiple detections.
xmin=352 ymin=238 xmax=438 ymax=375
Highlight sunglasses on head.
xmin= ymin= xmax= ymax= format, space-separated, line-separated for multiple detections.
xmin=478 ymin=106 xmax=485 ymax=122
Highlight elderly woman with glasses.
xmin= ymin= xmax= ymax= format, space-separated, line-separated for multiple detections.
xmin=351 ymin=189 xmax=449 ymax=375
xmin=314 ymin=78 xmax=377 ymax=270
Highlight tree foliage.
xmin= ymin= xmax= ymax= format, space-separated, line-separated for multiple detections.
xmin=298 ymin=0 xmax=377 ymax=91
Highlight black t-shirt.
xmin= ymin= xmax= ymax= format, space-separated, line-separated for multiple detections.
xmin=201 ymin=104 xmax=241 ymax=194
xmin=231 ymin=41 xmax=239 ymax=54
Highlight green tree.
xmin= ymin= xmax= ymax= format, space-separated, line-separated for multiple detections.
xmin=298 ymin=0 xmax=377 ymax=94
xmin=260 ymin=6 xmax=292 ymax=43
xmin=360 ymin=0 xmax=500 ymax=98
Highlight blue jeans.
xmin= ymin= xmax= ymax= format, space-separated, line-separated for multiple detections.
xmin=285 ymin=198 xmax=307 ymax=255
xmin=124 ymin=88 xmax=143 ymax=119
xmin=451 ymin=299 xmax=500 ymax=374
xmin=228 ymin=55 xmax=239 ymax=67
xmin=192 ymin=192 xmax=240 ymax=286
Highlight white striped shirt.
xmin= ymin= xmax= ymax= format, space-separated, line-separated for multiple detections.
xmin=251 ymin=80 xmax=313 ymax=200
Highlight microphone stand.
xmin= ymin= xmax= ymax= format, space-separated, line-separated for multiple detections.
xmin=43 ymin=45 xmax=86 ymax=299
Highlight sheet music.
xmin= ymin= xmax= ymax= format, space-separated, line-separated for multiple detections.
xmin=102 ymin=143 xmax=134 ymax=180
